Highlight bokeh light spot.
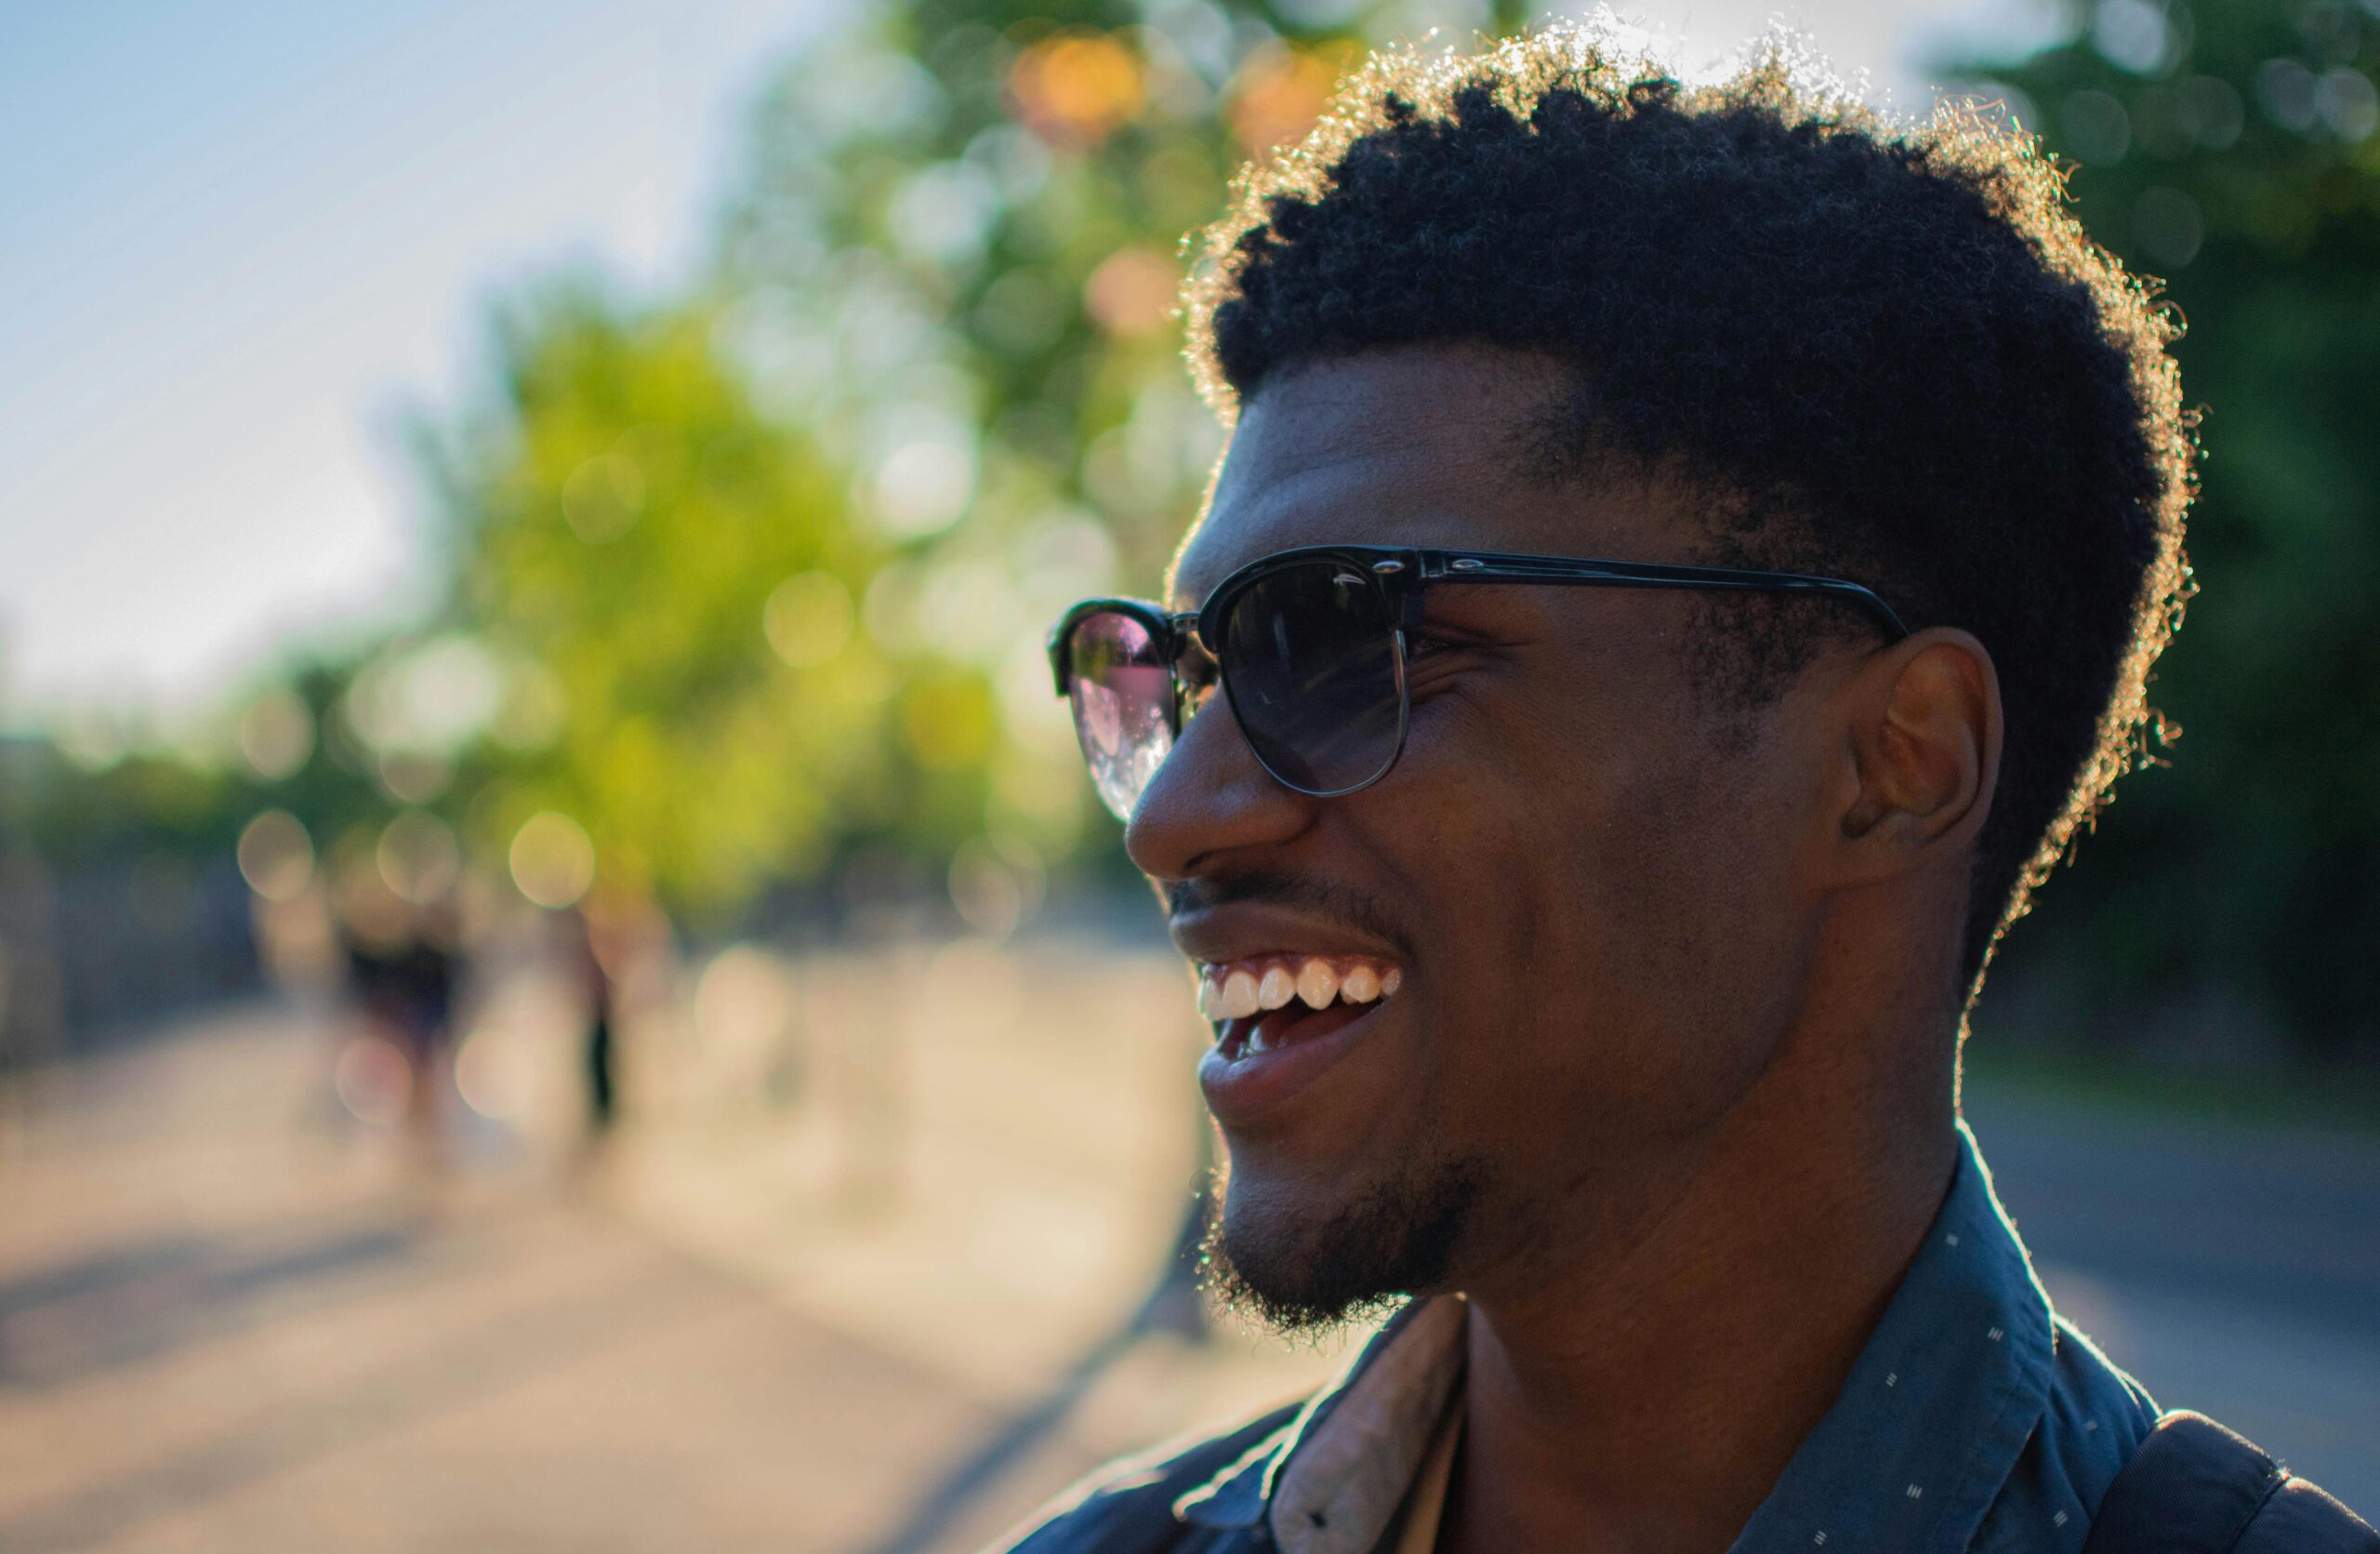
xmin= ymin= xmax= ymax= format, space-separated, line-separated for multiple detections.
xmin=455 ymin=1027 xmax=535 ymax=1122
xmin=2177 ymin=75 xmax=2244 ymax=149
xmin=2060 ymin=88 xmax=2132 ymax=164
xmin=1009 ymin=33 xmax=1145 ymax=148
xmin=334 ymin=1035 xmax=412 ymax=1128
xmin=2092 ymin=0 xmax=2179 ymax=76
xmin=763 ymin=572 xmax=857 ymax=669
xmin=510 ymin=811 xmax=596 ymax=909
xmin=378 ymin=750 xmax=454 ymax=806
xmin=377 ymin=811 xmax=461 ymax=906
xmin=347 ymin=637 xmax=504 ymax=755
xmin=237 ymin=811 xmax=315 ymax=902
xmin=2255 ymin=59 xmax=2319 ymax=134
xmin=239 ymin=690 xmax=315 ymax=781
xmin=871 ymin=429 xmax=978 ymax=538
xmin=562 ymin=452 xmax=647 ymax=543
xmin=1086 ymin=246 xmax=1180 ymax=337
xmin=948 ymin=834 xmax=1046 ymax=940
xmin=2318 ymin=68 xmax=2378 ymax=141
xmin=1227 ymin=44 xmax=1346 ymax=158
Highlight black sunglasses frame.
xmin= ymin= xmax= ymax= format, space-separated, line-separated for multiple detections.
xmin=1047 ymin=544 xmax=1911 ymax=804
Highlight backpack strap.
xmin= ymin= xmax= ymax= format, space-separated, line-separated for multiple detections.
xmin=2083 ymin=1410 xmax=2379 ymax=1554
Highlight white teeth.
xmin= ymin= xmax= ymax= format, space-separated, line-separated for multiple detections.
xmin=1256 ymin=965 xmax=1296 ymax=1011
xmin=1295 ymin=958 xmax=1339 ymax=1010
xmin=1198 ymin=957 xmax=1404 ymax=1022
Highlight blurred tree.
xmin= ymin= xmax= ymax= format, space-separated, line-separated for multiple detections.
xmin=1949 ymin=0 xmax=2380 ymax=1053
xmin=416 ymin=289 xmax=994 ymax=917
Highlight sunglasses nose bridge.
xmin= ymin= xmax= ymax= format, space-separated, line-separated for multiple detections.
xmin=1169 ymin=610 xmax=1210 ymax=658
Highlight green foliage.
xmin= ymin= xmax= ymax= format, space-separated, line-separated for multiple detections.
xmin=1949 ymin=0 xmax=2380 ymax=1049
xmin=7 ymin=658 xmax=387 ymax=876
xmin=422 ymin=289 xmax=994 ymax=913
xmin=5 ymin=745 xmax=244 ymax=869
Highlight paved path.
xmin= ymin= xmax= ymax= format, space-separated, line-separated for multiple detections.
xmin=0 ymin=1008 xmax=1097 ymax=1554
xmin=3 ymin=964 xmax=2373 ymax=1550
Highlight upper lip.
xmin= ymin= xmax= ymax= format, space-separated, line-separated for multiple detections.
xmin=1168 ymin=902 xmax=1406 ymax=970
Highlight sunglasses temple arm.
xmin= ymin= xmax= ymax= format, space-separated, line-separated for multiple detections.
xmin=1425 ymin=563 xmax=1907 ymax=639
xmin=1629 ymin=576 xmax=1909 ymax=638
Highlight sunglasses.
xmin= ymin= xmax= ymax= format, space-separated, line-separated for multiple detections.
xmin=1048 ymin=545 xmax=1910 ymax=821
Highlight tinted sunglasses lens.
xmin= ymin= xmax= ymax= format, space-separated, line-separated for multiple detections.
xmin=1221 ymin=563 xmax=1402 ymax=794
xmin=1065 ymin=611 xmax=1177 ymax=819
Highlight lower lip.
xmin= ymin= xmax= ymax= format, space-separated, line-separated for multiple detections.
xmin=1197 ymin=998 xmax=1390 ymax=1124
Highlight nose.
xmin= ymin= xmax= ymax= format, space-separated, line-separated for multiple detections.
xmin=1124 ymin=685 xmax=1313 ymax=883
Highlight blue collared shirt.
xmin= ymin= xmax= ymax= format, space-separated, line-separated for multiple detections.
xmin=1003 ymin=1121 xmax=2162 ymax=1553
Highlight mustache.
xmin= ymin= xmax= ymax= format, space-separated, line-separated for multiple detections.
xmin=1162 ymin=870 xmax=1414 ymax=960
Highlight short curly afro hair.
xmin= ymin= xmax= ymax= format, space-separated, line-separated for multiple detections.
xmin=1183 ymin=26 xmax=2194 ymax=996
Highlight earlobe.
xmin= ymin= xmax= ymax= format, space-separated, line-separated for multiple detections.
xmin=1835 ymin=631 xmax=2001 ymax=870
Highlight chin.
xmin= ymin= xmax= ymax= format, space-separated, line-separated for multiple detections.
xmin=1200 ymin=1149 xmax=1492 ymax=1336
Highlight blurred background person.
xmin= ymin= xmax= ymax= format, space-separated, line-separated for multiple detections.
xmin=332 ymin=857 xmax=463 ymax=1156
xmin=563 ymin=901 xmax=621 ymax=1136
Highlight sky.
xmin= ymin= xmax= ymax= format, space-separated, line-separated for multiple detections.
xmin=0 ymin=0 xmax=2063 ymax=729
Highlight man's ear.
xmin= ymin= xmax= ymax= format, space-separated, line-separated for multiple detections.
xmin=1828 ymin=628 xmax=2003 ymax=885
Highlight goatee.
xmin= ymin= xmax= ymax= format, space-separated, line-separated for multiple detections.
xmin=1197 ymin=1153 xmax=1490 ymax=1337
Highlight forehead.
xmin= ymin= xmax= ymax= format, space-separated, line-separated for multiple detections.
xmin=1169 ymin=346 xmax=1676 ymax=607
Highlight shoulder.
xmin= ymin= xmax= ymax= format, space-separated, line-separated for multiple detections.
xmin=2093 ymin=1411 xmax=2380 ymax=1553
xmin=1971 ymin=1314 xmax=2161 ymax=1552
xmin=982 ymin=1400 xmax=1305 ymax=1554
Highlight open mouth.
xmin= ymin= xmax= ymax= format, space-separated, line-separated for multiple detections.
xmin=1199 ymin=954 xmax=1403 ymax=1059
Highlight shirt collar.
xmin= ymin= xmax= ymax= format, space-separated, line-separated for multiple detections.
xmin=1175 ymin=1296 xmax=1466 ymax=1544
xmin=1174 ymin=1122 xmax=2054 ymax=1554
xmin=1729 ymin=1120 xmax=2055 ymax=1553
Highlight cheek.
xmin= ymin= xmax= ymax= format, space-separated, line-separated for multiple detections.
xmin=1384 ymin=675 xmax=1806 ymax=1142
xmin=1368 ymin=688 xmax=1627 ymax=1119
xmin=1582 ymin=747 xmax=1809 ymax=1099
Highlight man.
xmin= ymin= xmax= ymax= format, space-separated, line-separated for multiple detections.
xmin=1012 ymin=27 xmax=2373 ymax=1554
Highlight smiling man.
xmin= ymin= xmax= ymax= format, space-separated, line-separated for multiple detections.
xmin=1006 ymin=27 xmax=2371 ymax=1554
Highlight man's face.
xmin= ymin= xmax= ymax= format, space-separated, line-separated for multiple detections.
xmin=1129 ymin=346 xmax=1843 ymax=1328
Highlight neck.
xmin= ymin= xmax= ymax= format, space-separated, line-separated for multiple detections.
xmin=1444 ymin=986 xmax=1960 ymax=1554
